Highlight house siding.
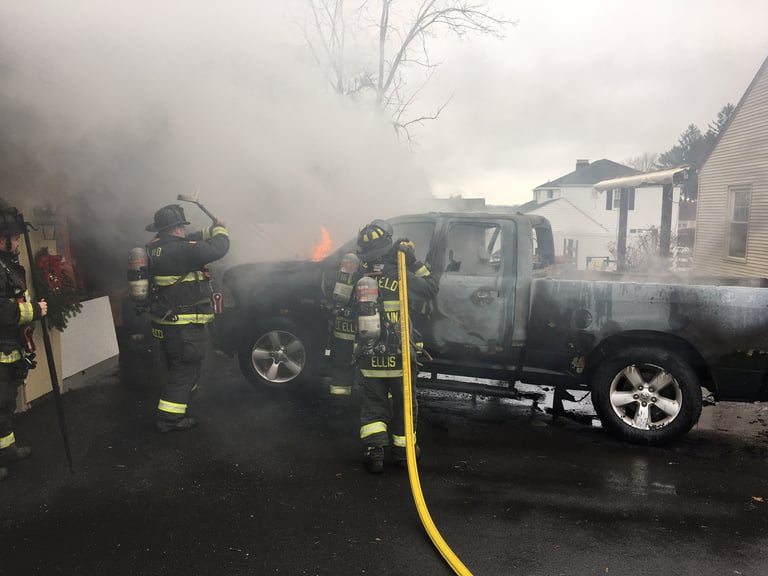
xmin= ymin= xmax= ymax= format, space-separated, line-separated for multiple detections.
xmin=527 ymin=198 xmax=614 ymax=270
xmin=697 ymin=56 xmax=768 ymax=278
xmin=533 ymin=187 xmax=679 ymax=269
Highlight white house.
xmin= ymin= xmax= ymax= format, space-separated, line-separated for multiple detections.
xmin=524 ymin=159 xmax=682 ymax=270
xmin=517 ymin=196 xmax=613 ymax=269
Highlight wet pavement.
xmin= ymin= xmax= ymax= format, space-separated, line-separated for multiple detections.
xmin=1 ymin=347 xmax=768 ymax=576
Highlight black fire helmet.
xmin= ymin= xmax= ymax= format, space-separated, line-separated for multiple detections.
xmin=0 ymin=202 xmax=27 ymax=236
xmin=146 ymin=204 xmax=191 ymax=232
xmin=357 ymin=220 xmax=393 ymax=261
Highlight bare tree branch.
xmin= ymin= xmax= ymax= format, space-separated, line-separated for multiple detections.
xmin=624 ymin=152 xmax=660 ymax=173
xmin=303 ymin=0 xmax=516 ymax=141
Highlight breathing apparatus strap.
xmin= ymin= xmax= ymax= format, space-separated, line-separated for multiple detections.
xmin=0 ymin=254 xmax=24 ymax=295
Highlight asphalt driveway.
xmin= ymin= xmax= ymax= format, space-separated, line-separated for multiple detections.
xmin=1 ymin=348 xmax=767 ymax=576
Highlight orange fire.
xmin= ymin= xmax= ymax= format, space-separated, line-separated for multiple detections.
xmin=311 ymin=226 xmax=332 ymax=261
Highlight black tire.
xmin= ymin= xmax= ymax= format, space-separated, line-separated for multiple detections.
xmin=237 ymin=318 xmax=317 ymax=391
xmin=591 ymin=347 xmax=703 ymax=445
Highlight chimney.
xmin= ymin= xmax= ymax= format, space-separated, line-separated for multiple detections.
xmin=576 ymin=159 xmax=589 ymax=170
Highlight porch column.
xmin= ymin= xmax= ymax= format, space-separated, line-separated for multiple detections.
xmin=659 ymin=183 xmax=673 ymax=258
xmin=616 ymin=187 xmax=631 ymax=272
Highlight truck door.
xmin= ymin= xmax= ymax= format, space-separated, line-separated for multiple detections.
xmin=430 ymin=218 xmax=517 ymax=367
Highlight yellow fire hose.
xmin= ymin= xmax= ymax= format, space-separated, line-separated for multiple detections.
xmin=397 ymin=251 xmax=473 ymax=576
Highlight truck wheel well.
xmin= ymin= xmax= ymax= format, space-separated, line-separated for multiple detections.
xmin=585 ymin=331 xmax=714 ymax=392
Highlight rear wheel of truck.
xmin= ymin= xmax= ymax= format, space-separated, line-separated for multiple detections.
xmin=237 ymin=318 xmax=316 ymax=392
xmin=591 ymin=347 xmax=702 ymax=445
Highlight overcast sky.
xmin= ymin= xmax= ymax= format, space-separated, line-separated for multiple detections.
xmin=1 ymin=1 xmax=767 ymax=260
xmin=416 ymin=0 xmax=768 ymax=204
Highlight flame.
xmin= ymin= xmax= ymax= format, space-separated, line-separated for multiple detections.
xmin=311 ymin=226 xmax=332 ymax=261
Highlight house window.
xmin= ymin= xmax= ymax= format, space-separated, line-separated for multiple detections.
xmin=606 ymin=189 xmax=635 ymax=210
xmin=562 ymin=238 xmax=578 ymax=266
xmin=538 ymin=189 xmax=560 ymax=201
xmin=727 ymin=186 xmax=751 ymax=259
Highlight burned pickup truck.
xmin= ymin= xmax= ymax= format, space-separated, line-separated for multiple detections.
xmin=215 ymin=212 xmax=768 ymax=445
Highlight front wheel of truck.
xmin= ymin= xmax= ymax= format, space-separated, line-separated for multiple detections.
xmin=591 ymin=347 xmax=703 ymax=445
xmin=237 ymin=318 xmax=316 ymax=392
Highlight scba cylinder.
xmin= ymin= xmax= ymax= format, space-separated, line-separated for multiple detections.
xmin=127 ymin=247 xmax=149 ymax=304
xmin=355 ymin=275 xmax=380 ymax=346
xmin=332 ymin=252 xmax=360 ymax=304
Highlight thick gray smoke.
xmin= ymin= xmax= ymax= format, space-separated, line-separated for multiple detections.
xmin=0 ymin=1 xmax=433 ymax=286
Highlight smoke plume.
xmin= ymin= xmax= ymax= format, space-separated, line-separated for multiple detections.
xmin=0 ymin=0 xmax=433 ymax=291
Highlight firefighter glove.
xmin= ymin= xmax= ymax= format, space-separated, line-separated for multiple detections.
xmin=396 ymin=239 xmax=416 ymax=266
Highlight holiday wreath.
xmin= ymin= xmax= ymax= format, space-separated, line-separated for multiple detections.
xmin=33 ymin=248 xmax=83 ymax=331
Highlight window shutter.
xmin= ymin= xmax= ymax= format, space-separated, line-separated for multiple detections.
xmin=629 ymin=189 xmax=635 ymax=210
xmin=605 ymin=190 xmax=612 ymax=210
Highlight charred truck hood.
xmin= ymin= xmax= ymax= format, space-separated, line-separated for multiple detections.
xmin=223 ymin=259 xmax=329 ymax=309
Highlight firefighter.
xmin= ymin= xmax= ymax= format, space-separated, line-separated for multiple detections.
xmin=324 ymin=220 xmax=391 ymax=412
xmin=324 ymin=251 xmax=361 ymax=410
xmin=0 ymin=206 xmax=48 ymax=480
xmin=354 ymin=220 xmax=438 ymax=474
xmin=145 ymin=204 xmax=229 ymax=433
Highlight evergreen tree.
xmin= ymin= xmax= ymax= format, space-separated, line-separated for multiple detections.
xmin=654 ymin=104 xmax=734 ymax=201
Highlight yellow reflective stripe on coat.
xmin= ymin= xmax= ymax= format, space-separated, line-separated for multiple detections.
xmin=0 ymin=432 xmax=15 ymax=449
xmin=152 ymin=313 xmax=215 ymax=325
xmin=382 ymin=301 xmax=400 ymax=312
xmin=158 ymin=399 xmax=187 ymax=414
xmin=360 ymin=421 xmax=387 ymax=439
xmin=360 ymin=368 xmax=403 ymax=378
xmin=414 ymin=265 xmax=430 ymax=277
xmin=0 ymin=350 xmax=22 ymax=363
xmin=154 ymin=271 xmax=207 ymax=286
xmin=18 ymin=301 xmax=35 ymax=324
xmin=332 ymin=331 xmax=356 ymax=341
xmin=202 ymin=225 xmax=229 ymax=240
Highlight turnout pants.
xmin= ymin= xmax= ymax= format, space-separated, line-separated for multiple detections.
xmin=154 ymin=323 xmax=207 ymax=423
xmin=0 ymin=361 xmax=25 ymax=450
xmin=359 ymin=369 xmax=418 ymax=460
xmin=328 ymin=337 xmax=355 ymax=401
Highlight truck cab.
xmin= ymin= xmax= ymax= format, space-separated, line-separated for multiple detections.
xmin=216 ymin=212 xmax=554 ymax=389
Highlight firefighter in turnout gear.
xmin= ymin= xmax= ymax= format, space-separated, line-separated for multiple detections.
xmin=324 ymin=220 xmax=394 ymax=410
xmin=146 ymin=204 xmax=229 ymax=433
xmin=354 ymin=220 xmax=438 ymax=474
xmin=0 ymin=206 xmax=48 ymax=481
xmin=324 ymin=251 xmax=361 ymax=407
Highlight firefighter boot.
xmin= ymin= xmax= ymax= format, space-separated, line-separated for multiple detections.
xmin=156 ymin=416 xmax=197 ymax=433
xmin=396 ymin=444 xmax=421 ymax=469
xmin=0 ymin=466 xmax=7 ymax=481
xmin=0 ymin=444 xmax=32 ymax=464
xmin=363 ymin=446 xmax=385 ymax=474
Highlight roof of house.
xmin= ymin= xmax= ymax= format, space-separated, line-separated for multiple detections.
xmin=535 ymin=159 xmax=639 ymax=189
xmin=516 ymin=197 xmax=611 ymax=234
xmin=701 ymin=55 xmax=768 ymax=168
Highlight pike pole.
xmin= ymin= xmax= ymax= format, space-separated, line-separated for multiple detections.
xmin=18 ymin=211 xmax=74 ymax=473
